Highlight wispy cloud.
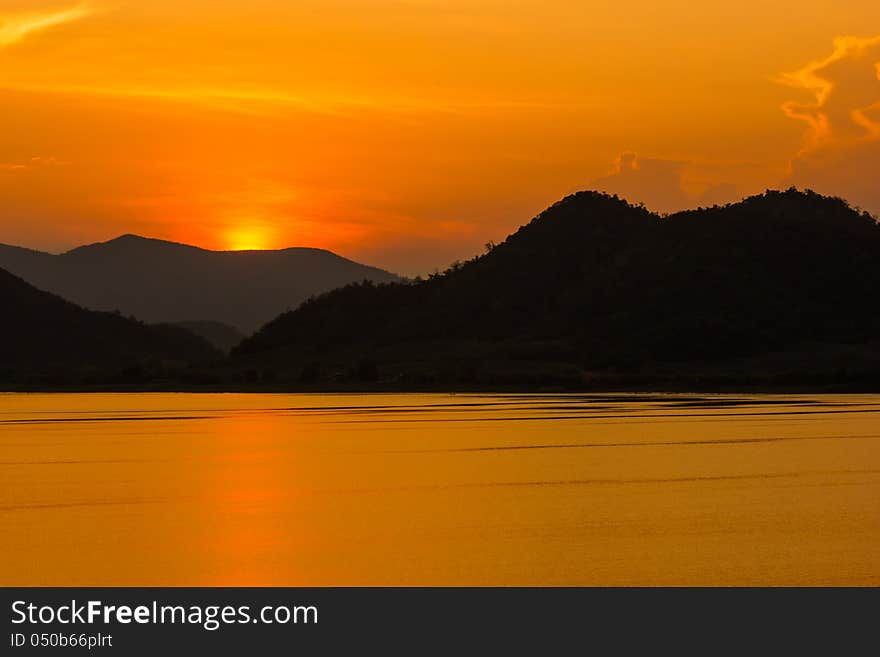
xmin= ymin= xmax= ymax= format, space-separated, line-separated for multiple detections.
xmin=1 ymin=79 xmax=595 ymax=116
xmin=0 ymin=155 xmax=67 ymax=173
xmin=777 ymin=35 xmax=880 ymax=214
xmin=777 ymin=35 xmax=880 ymax=156
xmin=0 ymin=3 xmax=94 ymax=49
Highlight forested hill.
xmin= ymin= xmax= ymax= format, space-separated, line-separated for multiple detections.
xmin=0 ymin=267 xmax=220 ymax=382
xmin=233 ymin=189 xmax=880 ymax=384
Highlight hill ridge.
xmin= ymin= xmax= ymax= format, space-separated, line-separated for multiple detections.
xmin=0 ymin=234 xmax=402 ymax=333
xmin=232 ymin=188 xmax=880 ymax=385
xmin=0 ymin=266 xmax=220 ymax=381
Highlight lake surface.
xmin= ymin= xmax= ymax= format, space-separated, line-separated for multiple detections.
xmin=1 ymin=392 xmax=878 ymax=585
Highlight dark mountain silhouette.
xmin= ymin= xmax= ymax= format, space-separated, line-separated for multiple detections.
xmin=0 ymin=267 xmax=220 ymax=382
xmin=169 ymin=320 xmax=246 ymax=353
xmin=0 ymin=234 xmax=402 ymax=333
xmin=233 ymin=189 xmax=880 ymax=386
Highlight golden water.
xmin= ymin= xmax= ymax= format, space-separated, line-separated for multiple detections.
xmin=1 ymin=392 xmax=878 ymax=585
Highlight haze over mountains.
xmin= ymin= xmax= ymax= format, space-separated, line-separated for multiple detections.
xmin=0 ymin=235 xmax=402 ymax=334
xmin=234 ymin=189 xmax=880 ymax=386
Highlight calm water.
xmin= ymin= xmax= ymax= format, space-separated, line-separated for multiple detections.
xmin=1 ymin=392 xmax=878 ymax=585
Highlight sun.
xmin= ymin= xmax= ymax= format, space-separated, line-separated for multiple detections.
xmin=225 ymin=226 xmax=272 ymax=251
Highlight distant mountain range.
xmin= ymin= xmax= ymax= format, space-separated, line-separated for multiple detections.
xmin=233 ymin=189 xmax=880 ymax=386
xmin=4 ymin=189 xmax=880 ymax=389
xmin=0 ymin=234 xmax=402 ymax=334
xmin=0 ymin=267 xmax=219 ymax=382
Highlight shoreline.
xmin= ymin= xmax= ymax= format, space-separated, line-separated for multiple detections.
xmin=3 ymin=381 xmax=879 ymax=394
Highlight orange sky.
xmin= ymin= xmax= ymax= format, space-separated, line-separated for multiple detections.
xmin=1 ymin=1 xmax=879 ymax=274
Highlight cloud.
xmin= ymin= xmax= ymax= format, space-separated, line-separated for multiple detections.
xmin=779 ymin=35 xmax=880 ymax=152
xmin=0 ymin=155 xmax=67 ymax=173
xmin=0 ymin=3 xmax=94 ymax=49
xmin=778 ymin=35 xmax=880 ymax=213
xmin=587 ymin=153 xmax=739 ymax=214
xmin=694 ymin=182 xmax=739 ymax=208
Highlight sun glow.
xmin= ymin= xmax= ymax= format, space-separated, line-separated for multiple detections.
xmin=225 ymin=226 xmax=273 ymax=251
